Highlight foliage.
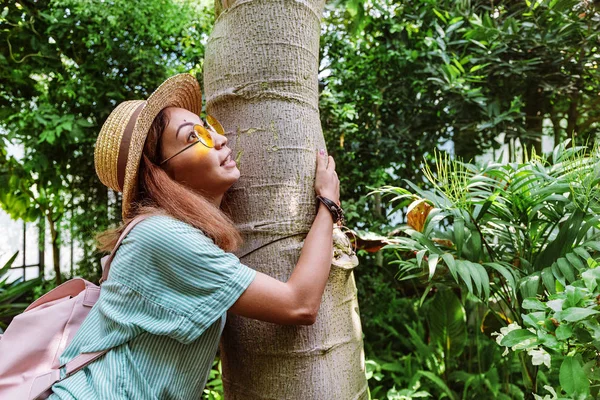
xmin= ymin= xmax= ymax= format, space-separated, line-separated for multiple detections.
xmin=378 ymin=140 xmax=600 ymax=301
xmin=0 ymin=0 xmax=212 ymax=282
xmin=370 ymin=139 xmax=600 ymax=397
xmin=498 ymin=257 xmax=600 ymax=400
xmin=359 ymin=272 xmax=523 ymax=400
xmin=202 ymin=358 xmax=224 ymax=400
xmin=0 ymin=252 xmax=42 ymax=332
xmin=321 ymin=0 xmax=600 ymax=233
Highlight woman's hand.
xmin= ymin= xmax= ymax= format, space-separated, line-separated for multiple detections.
xmin=314 ymin=149 xmax=339 ymax=204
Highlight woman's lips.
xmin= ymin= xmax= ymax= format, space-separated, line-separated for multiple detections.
xmin=221 ymin=152 xmax=236 ymax=168
xmin=223 ymin=159 xmax=236 ymax=168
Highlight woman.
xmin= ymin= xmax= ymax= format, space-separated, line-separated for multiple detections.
xmin=49 ymin=74 xmax=341 ymax=399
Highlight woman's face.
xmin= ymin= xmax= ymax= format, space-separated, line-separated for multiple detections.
xmin=159 ymin=107 xmax=239 ymax=200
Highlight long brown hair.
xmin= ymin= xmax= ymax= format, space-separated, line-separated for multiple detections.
xmin=97 ymin=109 xmax=242 ymax=253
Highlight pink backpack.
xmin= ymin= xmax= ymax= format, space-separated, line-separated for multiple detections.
xmin=0 ymin=215 xmax=147 ymax=400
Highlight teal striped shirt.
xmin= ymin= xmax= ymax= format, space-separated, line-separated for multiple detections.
xmin=49 ymin=215 xmax=256 ymax=399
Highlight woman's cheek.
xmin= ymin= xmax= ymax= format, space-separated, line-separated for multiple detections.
xmin=192 ymin=144 xmax=211 ymax=158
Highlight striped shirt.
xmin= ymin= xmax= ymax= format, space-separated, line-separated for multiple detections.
xmin=49 ymin=215 xmax=256 ymax=399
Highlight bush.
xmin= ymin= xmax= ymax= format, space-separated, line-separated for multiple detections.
xmin=368 ymin=140 xmax=600 ymax=398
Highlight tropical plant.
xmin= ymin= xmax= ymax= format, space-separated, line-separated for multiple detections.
xmin=0 ymin=252 xmax=42 ymax=332
xmin=373 ymin=139 xmax=600 ymax=396
xmin=361 ymin=282 xmax=523 ymax=399
xmin=498 ymin=256 xmax=600 ymax=400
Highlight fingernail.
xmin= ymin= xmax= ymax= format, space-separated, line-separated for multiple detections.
xmin=319 ymin=149 xmax=325 ymax=155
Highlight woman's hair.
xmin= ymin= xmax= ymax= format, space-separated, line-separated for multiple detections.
xmin=96 ymin=109 xmax=242 ymax=253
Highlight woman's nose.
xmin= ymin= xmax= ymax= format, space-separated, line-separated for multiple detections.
xmin=213 ymin=131 xmax=228 ymax=149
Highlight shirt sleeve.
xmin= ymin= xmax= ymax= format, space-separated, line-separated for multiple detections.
xmin=108 ymin=215 xmax=256 ymax=344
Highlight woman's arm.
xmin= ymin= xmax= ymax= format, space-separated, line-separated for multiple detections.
xmin=228 ymin=150 xmax=340 ymax=325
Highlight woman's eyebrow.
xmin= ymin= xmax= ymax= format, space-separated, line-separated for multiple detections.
xmin=175 ymin=122 xmax=194 ymax=139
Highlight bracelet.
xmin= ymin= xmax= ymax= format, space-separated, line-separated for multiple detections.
xmin=316 ymin=195 xmax=345 ymax=225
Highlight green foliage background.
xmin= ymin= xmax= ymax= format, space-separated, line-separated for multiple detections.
xmin=1 ymin=0 xmax=600 ymax=399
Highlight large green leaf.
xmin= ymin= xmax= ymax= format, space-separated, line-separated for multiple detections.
xmin=536 ymin=210 xmax=585 ymax=269
xmin=426 ymin=289 xmax=467 ymax=358
xmin=559 ymin=356 xmax=590 ymax=399
xmin=555 ymin=307 xmax=600 ymax=322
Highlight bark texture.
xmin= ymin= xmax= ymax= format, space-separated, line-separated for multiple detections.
xmin=203 ymin=0 xmax=368 ymax=398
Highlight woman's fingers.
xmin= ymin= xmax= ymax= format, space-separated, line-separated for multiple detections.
xmin=314 ymin=149 xmax=340 ymax=203
xmin=317 ymin=149 xmax=328 ymax=171
xmin=327 ymin=155 xmax=336 ymax=172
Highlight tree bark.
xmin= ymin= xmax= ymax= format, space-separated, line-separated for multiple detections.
xmin=204 ymin=0 xmax=368 ymax=398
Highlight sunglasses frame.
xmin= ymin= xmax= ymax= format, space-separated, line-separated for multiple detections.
xmin=159 ymin=116 xmax=224 ymax=166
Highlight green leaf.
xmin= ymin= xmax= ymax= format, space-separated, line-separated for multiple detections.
xmin=469 ymin=63 xmax=490 ymax=73
xmin=541 ymin=267 xmax=556 ymax=295
xmin=416 ymin=371 xmax=457 ymax=400
xmin=565 ymin=286 xmax=584 ymax=308
xmin=454 ymin=216 xmax=464 ymax=257
xmin=432 ymin=9 xmax=448 ymax=24
xmin=380 ymin=362 xmax=403 ymax=372
xmin=581 ymin=268 xmax=600 ymax=292
xmin=559 ymin=356 xmax=590 ymax=398
xmin=0 ymin=252 xmax=19 ymax=277
xmin=466 ymin=261 xmax=489 ymax=299
xmin=555 ymin=324 xmax=573 ymax=340
xmin=455 ymin=260 xmax=474 ymax=295
xmin=573 ymin=247 xmax=591 ymax=262
xmin=522 ymin=298 xmax=546 ymax=311
xmin=416 ymin=249 xmax=427 ymax=268
xmin=0 ymin=277 xmax=41 ymax=304
xmin=547 ymin=298 xmax=565 ymax=312
xmin=519 ymin=274 xmax=540 ymax=299
xmin=555 ymin=307 xmax=600 ymax=322
xmin=428 ymin=253 xmax=440 ymax=280
xmin=557 ymin=257 xmax=576 ymax=283
xmin=565 ymin=253 xmax=585 ymax=272
xmin=500 ymin=329 xmax=536 ymax=347
xmin=441 ymin=253 xmax=458 ymax=282
xmin=427 ymin=289 xmax=467 ymax=357
xmin=522 ymin=311 xmax=545 ymax=330
xmin=486 ymin=262 xmax=517 ymax=293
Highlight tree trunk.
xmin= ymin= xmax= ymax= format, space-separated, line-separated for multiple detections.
xmin=524 ymin=85 xmax=544 ymax=156
xmin=38 ymin=217 xmax=45 ymax=279
xmin=204 ymin=0 xmax=368 ymax=398
xmin=549 ymin=107 xmax=561 ymax=150
xmin=47 ymin=215 xmax=61 ymax=284
xmin=566 ymin=90 xmax=579 ymax=140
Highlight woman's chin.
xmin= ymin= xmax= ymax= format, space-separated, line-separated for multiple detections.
xmin=221 ymin=169 xmax=240 ymax=191
xmin=228 ymin=166 xmax=241 ymax=181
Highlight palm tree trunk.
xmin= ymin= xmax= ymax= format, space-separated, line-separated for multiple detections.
xmin=204 ymin=0 xmax=368 ymax=398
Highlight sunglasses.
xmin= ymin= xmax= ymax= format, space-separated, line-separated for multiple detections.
xmin=160 ymin=115 xmax=225 ymax=166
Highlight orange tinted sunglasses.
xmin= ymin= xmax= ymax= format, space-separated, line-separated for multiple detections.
xmin=160 ymin=115 xmax=225 ymax=165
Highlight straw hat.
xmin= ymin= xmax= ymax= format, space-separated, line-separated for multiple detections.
xmin=94 ymin=73 xmax=202 ymax=219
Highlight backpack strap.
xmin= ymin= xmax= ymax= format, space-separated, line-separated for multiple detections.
xmin=30 ymin=351 xmax=109 ymax=400
xmin=29 ymin=214 xmax=151 ymax=400
xmin=99 ymin=214 xmax=149 ymax=284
